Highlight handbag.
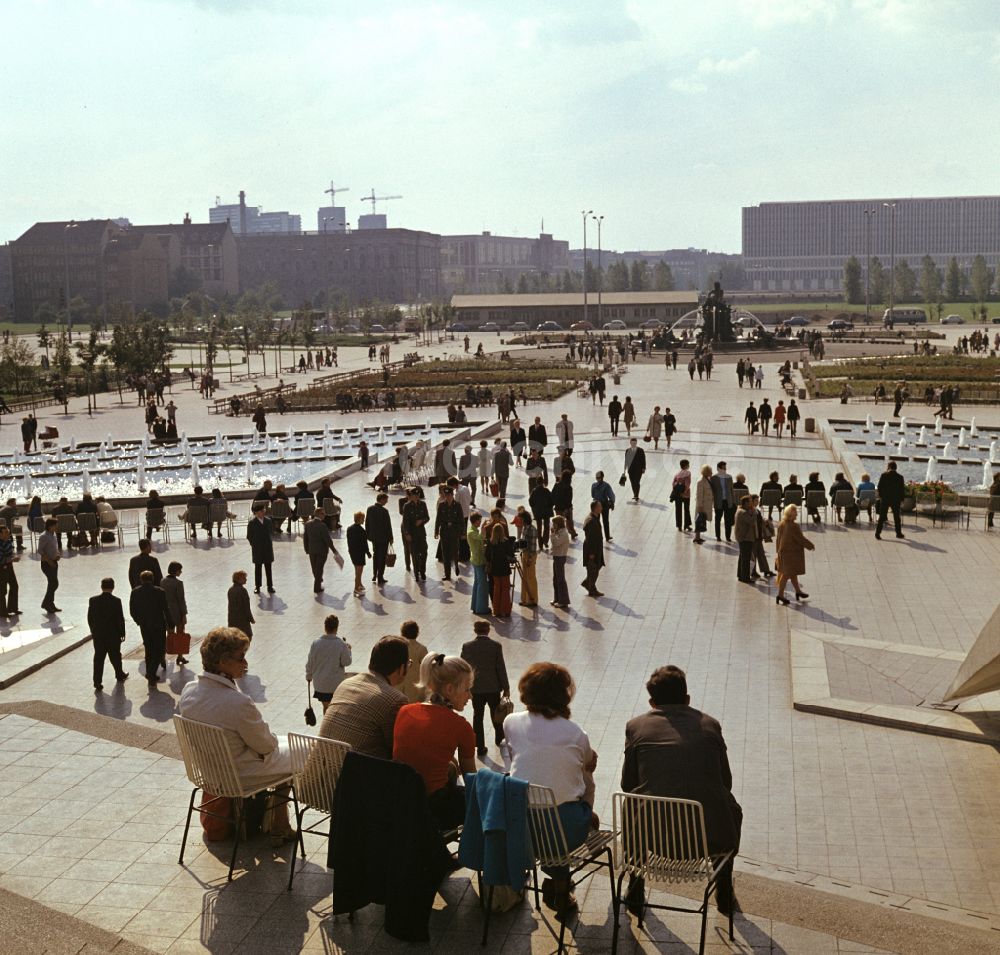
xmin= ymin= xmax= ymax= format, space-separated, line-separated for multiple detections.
xmin=669 ymin=480 xmax=684 ymax=503
xmin=762 ymin=519 xmax=775 ymax=542
xmin=304 ymin=682 xmax=316 ymax=726
xmin=166 ymin=630 xmax=191 ymax=655
xmin=384 ymin=543 xmax=397 ymax=567
xmin=493 ymin=693 xmax=514 ymax=727
xmin=490 ymin=479 xmax=499 ymax=496
xmin=618 ymin=473 xmax=627 ymax=487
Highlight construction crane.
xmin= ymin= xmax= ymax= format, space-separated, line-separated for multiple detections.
xmin=360 ymin=188 xmax=402 ymax=214
xmin=324 ymin=182 xmax=350 ymax=203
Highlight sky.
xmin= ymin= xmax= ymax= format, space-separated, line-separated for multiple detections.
xmin=3 ymin=0 xmax=999 ymax=253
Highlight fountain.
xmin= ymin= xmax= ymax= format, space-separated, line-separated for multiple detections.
xmin=958 ymin=428 xmax=968 ymax=448
xmin=991 ymin=440 xmax=998 ymax=464
xmin=917 ymin=426 xmax=928 ymax=446
xmin=865 ymin=414 xmax=873 ymax=432
xmin=925 ymin=456 xmax=938 ymax=483
xmin=897 ymin=437 xmax=907 ymax=455
xmin=983 ymin=460 xmax=993 ymax=489
xmin=23 ymin=471 xmax=32 ymax=497
xmin=934 ymin=418 xmax=943 ymax=436
xmin=216 ymin=431 xmax=223 ymax=448
xmin=137 ymin=463 xmax=146 ymax=493
xmin=881 ymin=422 xmax=889 ymax=444
xmin=390 ymin=419 xmax=398 ymax=435
xmin=82 ymin=470 xmax=92 ymax=494
xmin=899 ymin=416 xmax=907 ymax=433
xmin=358 ymin=421 xmax=366 ymax=436
xmin=70 ymin=436 xmax=77 ymax=451
xmin=191 ymin=460 xmax=200 ymax=486
xmin=942 ymin=441 xmax=956 ymax=459
xmin=245 ymin=460 xmax=253 ymax=485
xmin=377 ymin=426 xmax=386 ymax=445
xmin=970 ymin=417 xmax=978 ymax=438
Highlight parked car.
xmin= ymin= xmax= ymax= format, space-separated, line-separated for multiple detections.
xmin=941 ymin=314 xmax=965 ymax=325
xmin=569 ymin=321 xmax=593 ymax=331
xmin=828 ymin=319 xmax=854 ymax=331
xmin=535 ymin=321 xmax=563 ymax=331
xmin=369 ymin=324 xmax=386 ymax=333
xmin=602 ymin=320 xmax=627 ymax=330
xmin=447 ymin=322 xmax=470 ymax=332
xmin=784 ymin=315 xmax=810 ymax=326
xmin=639 ymin=319 xmax=665 ymax=329
xmin=342 ymin=323 xmax=360 ymax=333
xmin=479 ymin=322 xmax=499 ymax=332
xmin=509 ymin=321 xmax=530 ymax=332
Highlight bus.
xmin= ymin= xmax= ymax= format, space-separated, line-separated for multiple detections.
xmin=882 ymin=308 xmax=927 ymax=326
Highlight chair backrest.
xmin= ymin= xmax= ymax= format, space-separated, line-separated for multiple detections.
xmin=612 ymin=792 xmax=713 ymax=884
xmin=32 ymin=516 xmax=47 ymax=533
xmin=833 ymin=490 xmax=854 ymax=507
xmin=56 ymin=514 xmax=78 ymax=533
xmin=783 ymin=488 xmax=803 ymax=506
xmin=147 ymin=507 xmax=166 ymax=529
xmin=209 ymin=501 xmax=229 ymax=520
xmin=915 ymin=491 xmax=938 ymax=506
xmin=940 ymin=491 xmax=960 ymax=508
xmin=525 ymin=784 xmax=572 ymax=868
xmin=187 ymin=505 xmax=209 ymax=523
xmin=296 ymin=499 xmax=315 ymax=519
xmin=77 ymin=513 xmax=98 ymax=531
xmin=759 ymin=489 xmax=782 ymax=507
xmin=805 ymin=490 xmax=826 ymax=508
xmin=323 ymin=498 xmax=341 ymax=517
xmin=271 ymin=499 xmax=291 ymax=519
xmin=288 ymin=732 xmax=350 ymax=814
xmin=857 ymin=489 xmax=877 ymax=503
xmin=172 ymin=715 xmax=246 ymax=798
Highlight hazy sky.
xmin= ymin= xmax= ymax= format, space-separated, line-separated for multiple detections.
xmin=4 ymin=0 xmax=999 ymax=253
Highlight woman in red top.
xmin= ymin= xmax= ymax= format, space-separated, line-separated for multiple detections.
xmin=393 ymin=652 xmax=477 ymax=830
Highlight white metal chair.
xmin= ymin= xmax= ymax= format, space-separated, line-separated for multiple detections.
xmin=322 ymin=497 xmax=342 ymax=529
xmin=145 ymin=507 xmax=170 ymax=542
xmin=185 ymin=504 xmax=210 ymax=539
xmin=832 ymin=490 xmax=855 ymax=523
xmin=612 ymin=792 xmax=734 ymax=955
xmin=296 ymin=498 xmax=315 ymax=522
xmin=804 ymin=489 xmax=828 ymax=523
xmin=857 ymin=488 xmax=878 ymax=522
xmin=117 ymin=510 xmax=138 ymax=544
xmin=173 ymin=715 xmax=300 ymax=882
xmin=285 ymin=733 xmax=350 ymax=890
xmin=209 ymin=501 xmax=233 ymax=538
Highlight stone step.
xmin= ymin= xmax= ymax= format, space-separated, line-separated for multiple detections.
xmin=0 ymin=623 xmax=83 ymax=689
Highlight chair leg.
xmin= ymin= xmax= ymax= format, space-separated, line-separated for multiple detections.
xmin=557 ymin=906 xmax=569 ymax=955
xmin=481 ymin=884 xmax=494 ymax=946
xmin=698 ymin=884 xmax=712 ymax=955
xmin=532 ymin=866 xmax=541 ymax=911
xmin=611 ymin=870 xmax=627 ymax=955
xmin=178 ymin=788 xmax=198 ymax=864
xmin=227 ymin=799 xmax=244 ymax=882
xmin=729 ymin=894 xmax=734 ymax=941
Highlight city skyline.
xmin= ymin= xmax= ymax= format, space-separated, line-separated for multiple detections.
xmin=4 ymin=1 xmax=1000 ymax=252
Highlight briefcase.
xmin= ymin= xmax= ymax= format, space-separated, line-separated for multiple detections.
xmin=166 ymin=631 xmax=191 ymax=655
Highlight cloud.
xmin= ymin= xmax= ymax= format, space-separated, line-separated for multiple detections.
xmin=669 ymin=77 xmax=707 ymax=94
xmin=743 ymin=0 xmax=837 ymax=26
xmin=697 ymin=48 xmax=760 ymax=74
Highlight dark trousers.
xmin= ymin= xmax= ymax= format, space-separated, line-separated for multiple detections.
xmin=876 ymin=500 xmax=902 ymax=536
xmin=628 ymin=474 xmax=641 ymax=500
xmin=440 ymin=530 xmax=459 ymax=577
xmin=534 ymin=516 xmax=550 ymax=548
xmin=583 ymin=558 xmax=601 ymax=593
xmin=753 ymin=540 xmax=771 ymax=575
xmin=600 ymin=508 xmax=612 ymax=540
xmin=93 ymin=641 xmax=125 ymax=687
xmin=737 ymin=540 xmax=754 ymax=581
xmin=254 ymin=561 xmax=274 ymax=590
xmin=41 ymin=562 xmax=58 ymax=609
xmin=141 ymin=628 xmax=166 ymax=681
xmin=674 ymin=498 xmax=691 ymax=530
xmin=400 ymin=532 xmax=412 ymax=570
xmin=309 ymin=552 xmax=328 ymax=592
xmin=0 ymin=565 xmax=18 ymax=614
xmin=471 ymin=692 xmax=504 ymax=750
xmin=410 ymin=536 xmax=428 ymax=578
xmin=610 ymin=415 xmax=620 ymax=436
xmin=372 ymin=540 xmax=389 ymax=582
xmin=427 ymin=781 xmax=466 ymax=832
xmin=714 ymin=505 xmax=735 ymax=541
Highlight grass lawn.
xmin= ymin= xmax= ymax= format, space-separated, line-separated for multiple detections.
xmin=732 ymin=301 xmax=1000 ymax=323
xmin=809 ymin=355 xmax=1000 ymax=400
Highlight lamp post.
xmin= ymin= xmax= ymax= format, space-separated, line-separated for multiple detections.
xmin=581 ymin=209 xmax=592 ymax=326
xmin=863 ymin=207 xmax=877 ymax=325
xmin=591 ymin=214 xmax=604 ymax=328
xmin=63 ymin=221 xmax=78 ymax=340
xmin=883 ymin=201 xmax=897 ymax=328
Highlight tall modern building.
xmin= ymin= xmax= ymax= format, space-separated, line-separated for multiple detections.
xmin=0 ymin=243 xmax=13 ymax=319
xmin=316 ymin=205 xmax=347 ymax=233
xmin=442 ymin=232 xmax=570 ymax=293
xmin=742 ymin=196 xmax=1000 ymax=291
xmin=210 ymin=194 xmax=301 ymax=234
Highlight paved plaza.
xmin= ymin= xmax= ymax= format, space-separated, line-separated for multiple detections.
xmin=1 ymin=333 xmax=1000 ymax=953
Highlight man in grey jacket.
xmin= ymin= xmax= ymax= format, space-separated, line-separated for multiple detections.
xmin=460 ymin=621 xmax=510 ymax=757
xmin=304 ymin=512 xmax=339 ymax=593
xmin=710 ymin=461 xmax=736 ymax=542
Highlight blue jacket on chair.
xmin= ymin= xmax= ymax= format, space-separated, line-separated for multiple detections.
xmin=458 ymin=768 xmax=531 ymax=891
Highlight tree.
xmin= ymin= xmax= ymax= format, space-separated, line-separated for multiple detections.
xmin=842 ymin=256 xmax=863 ymax=304
xmin=868 ymin=257 xmax=886 ymax=305
xmin=52 ymin=331 xmax=72 ymax=413
xmin=918 ymin=255 xmax=942 ymax=305
xmin=168 ymin=265 xmax=202 ymax=299
xmin=36 ymin=323 xmax=51 ymax=364
xmin=0 ymin=337 xmax=37 ymax=396
xmin=970 ymin=255 xmax=994 ymax=304
xmin=74 ymin=330 xmax=106 ymax=416
xmin=606 ymin=259 xmax=630 ymax=292
xmin=945 ymin=257 xmax=963 ymax=301
xmin=653 ymin=260 xmax=675 ymax=291
xmin=629 ymin=260 xmax=650 ymax=291
xmin=893 ymin=259 xmax=917 ymax=302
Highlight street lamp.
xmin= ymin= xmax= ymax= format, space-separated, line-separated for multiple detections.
xmin=581 ymin=209 xmax=592 ymax=326
xmin=863 ymin=207 xmax=877 ymax=325
xmin=63 ymin=221 xmax=78 ymax=340
xmin=591 ymin=214 xmax=604 ymax=327
xmin=883 ymin=201 xmax=897 ymax=328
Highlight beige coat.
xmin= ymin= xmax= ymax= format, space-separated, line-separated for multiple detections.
xmin=775 ymin=518 xmax=814 ymax=577
xmin=695 ymin=476 xmax=714 ymax=516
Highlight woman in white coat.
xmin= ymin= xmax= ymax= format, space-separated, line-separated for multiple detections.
xmin=646 ymin=406 xmax=664 ymax=449
xmin=694 ymin=463 xmax=714 ymax=545
xmin=179 ymin=627 xmax=297 ymax=843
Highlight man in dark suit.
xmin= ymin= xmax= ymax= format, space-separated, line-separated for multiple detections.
xmin=434 ymin=487 xmax=464 ymax=581
xmin=89 ymin=577 xmax=128 ymax=690
xmin=364 ymin=493 xmax=394 ymax=586
xmin=710 ymin=461 xmax=736 ymax=542
xmin=129 ymin=570 xmax=172 ymax=687
xmin=246 ymin=502 xmax=275 ymax=593
xmin=127 ymin=539 xmax=163 ymax=589
xmin=401 ymin=487 xmax=430 ymax=582
xmin=460 ymin=621 xmax=510 ymax=757
xmin=303 ymin=512 xmax=338 ymax=593
xmin=624 ymin=438 xmax=647 ymax=502
xmin=527 ymin=416 xmax=547 ymax=453
xmin=581 ymin=501 xmax=605 ymax=597
xmin=621 ymin=664 xmax=742 ymax=916
xmin=875 ymin=460 xmax=906 ymax=540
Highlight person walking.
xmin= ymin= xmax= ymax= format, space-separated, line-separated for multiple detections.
xmin=645 ymin=406 xmax=664 ymax=450
xmin=875 ymin=460 xmax=906 ymax=540
xmin=401 ymin=487 xmax=430 ymax=582
xmin=750 ymin=495 xmax=775 ymax=579
xmin=88 ymin=577 xmax=128 ymax=690
xmin=608 ymin=395 xmax=623 ymax=436
xmin=492 ymin=441 xmax=513 ymax=501
xmin=551 ymin=469 xmax=576 ymax=540
xmin=461 ymin=621 xmax=510 ymax=757
xmin=467 ymin=512 xmax=490 ymax=614
xmin=549 ymin=514 xmax=571 ymax=609
xmin=555 ymin=413 xmax=574 ymax=452
xmin=528 ymin=477 xmax=553 ymax=549
xmin=670 ymin=460 xmax=692 ymax=532
xmin=693 ymin=464 xmax=714 ymax=545
xmin=744 ymin=401 xmax=758 ymax=435
xmin=662 ymin=407 xmax=677 ymax=449
xmin=304 ymin=511 xmax=339 ymax=593
xmin=38 ymin=518 xmax=61 ymax=614
xmin=487 ymin=522 xmax=514 ymax=616
xmin=773 ymin=400 xmax=787 ymax=438
xmin=733 ymin=496 xmax=759 ymax=583
xmin=364 ymin=493 xmax=394 ymax=587
xmin=622 ymin=396 xmax=636 ymax=436
xmin=518 ymin=516 xmax=539 ymax=607
xmin=306 ymin=614 xmax=352 ymax=713
xmin=775 ymin=504 xmax=814 ymax=605
xmin=161 ymin=561 xmax=189 ymax=667
xmin=246 ymin=503 xmax=275 ymax=594
xmin=787 ymin=398 xmax=800 ymax=438
xmin=711 ymin=462 xmax=736 ymax=542
xmin=130 ymin=569 xmax=172 ymax=687
xmin=590 ymin=471 xmax=616 ymax=541
xmin=624 ymin=437 xmax=646 ymax=502
xmin=892 ymin=384 xmax=905 ymax=418
xmin=346 ymin=511 xmax=371 ymax=596
xmin=758 ymin=398 xmax=772 ymax=437
xmin=477 ymin=440 xmax=492 ymax=495
xmin=581 ymin=501 xmax=605 ymax=597
xmin=227 ymin=570 xmax=255 ymax=639
xmin=435 ymin=486 xmax=464 ymax=581
xmin=0 ymin=525 xmax=20 ymax=618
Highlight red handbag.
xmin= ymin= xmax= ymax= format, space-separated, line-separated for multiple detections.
xmin=166 ymin=630 xmax=191 ymax=655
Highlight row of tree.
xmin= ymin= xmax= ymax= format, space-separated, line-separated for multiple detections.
xmin=843 ymin=254 xmax=996 ymax=308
